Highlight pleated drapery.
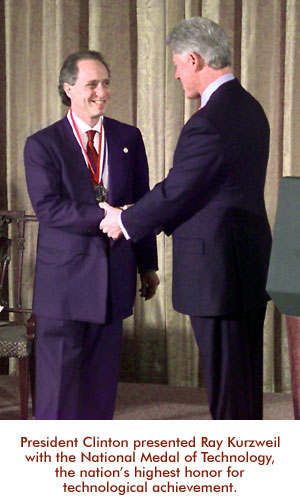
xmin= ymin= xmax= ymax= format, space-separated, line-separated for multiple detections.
xmin=2 ymin=0 xmax=300 ymax=394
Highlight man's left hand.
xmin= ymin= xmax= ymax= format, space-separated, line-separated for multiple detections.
xmin=100 ymin=202 xmax=122 ymax=239
xmin=140 ymin=270 xmax=160 ymax=300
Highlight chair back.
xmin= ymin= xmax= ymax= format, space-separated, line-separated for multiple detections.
xmin=0 ymin=210 xmax=37 ymax=314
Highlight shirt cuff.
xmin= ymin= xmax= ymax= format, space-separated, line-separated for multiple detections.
xmin=119 ymin=212 xmax=131 ymax=240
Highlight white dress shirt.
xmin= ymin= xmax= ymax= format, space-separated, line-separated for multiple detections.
xmin=67 ymin=110 xmax=109 ymax=189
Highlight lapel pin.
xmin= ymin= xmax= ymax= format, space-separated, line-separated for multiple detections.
xmin=123 ymin=147 xmax=128 ymax=153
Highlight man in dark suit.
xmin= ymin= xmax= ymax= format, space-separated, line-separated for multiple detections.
xmin=24 ymin=50 xmax=159 ymax=420
xmin=100 ymin=18 xmax=272 ymax=420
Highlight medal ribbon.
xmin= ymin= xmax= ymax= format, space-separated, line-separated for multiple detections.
xmin=70 ymin=108 xmax=104 ymax=186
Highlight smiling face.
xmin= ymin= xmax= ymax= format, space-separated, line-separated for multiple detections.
xmin=63 ymin=59 xmax=111 ymax=127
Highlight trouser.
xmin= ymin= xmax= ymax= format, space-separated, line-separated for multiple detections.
xmin=190 ymin=306 xmax=266 ymax=420
xmin=35 ymin=316 xmax=123 ymax=420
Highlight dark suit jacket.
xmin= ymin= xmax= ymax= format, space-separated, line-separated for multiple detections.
xmin=122 ymin=79 xmax=272 ymax=316
xmin=24 ymin=115 xmax=158 ymax=324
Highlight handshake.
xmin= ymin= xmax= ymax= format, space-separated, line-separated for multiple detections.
xmin=99 ymin=202 xmax=131 ymax=240
xmin=99 ymin=202 xmax=160 ymax=300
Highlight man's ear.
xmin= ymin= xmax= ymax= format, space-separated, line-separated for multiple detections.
xmin=190 ymin=52 xmax=205 ymax=71
xmin=63 ymin=82 xmax=72 ymax=98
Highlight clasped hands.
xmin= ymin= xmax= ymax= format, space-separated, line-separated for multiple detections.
xmin=99 ymin=201 xmax=125 ymax=240
xmin=99 ymin=202 xmax=160 ymax=300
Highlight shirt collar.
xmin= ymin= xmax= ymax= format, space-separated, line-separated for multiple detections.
xmin=201 ymin=72 xmax=235 ymax=108
xmin=67 ymin=109 xmax=103 ymax=133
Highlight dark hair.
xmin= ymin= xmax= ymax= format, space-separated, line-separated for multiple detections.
xmin=58 ymin=50 xmax=110 ymax=106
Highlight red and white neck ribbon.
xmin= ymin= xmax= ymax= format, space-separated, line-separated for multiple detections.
xmin=70 ymin=109 xmax=106 ymax=186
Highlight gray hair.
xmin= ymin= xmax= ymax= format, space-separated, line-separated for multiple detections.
xmin=58 ymin=50 xmax=110 ymax=106
xmin=167 ymin=17 xmax=231 ymax=69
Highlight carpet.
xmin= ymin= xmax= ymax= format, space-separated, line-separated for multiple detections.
xmin=0 ymin=376 xmax=294 ymax=420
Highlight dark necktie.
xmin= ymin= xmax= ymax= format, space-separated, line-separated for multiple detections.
xmin=86 ymin=130 xmax=98 ymax=174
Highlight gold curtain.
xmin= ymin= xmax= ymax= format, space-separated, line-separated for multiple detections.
xmin=2 ymin=0 xmax=300 ymax=393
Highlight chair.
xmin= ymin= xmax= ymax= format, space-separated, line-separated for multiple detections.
xmin=0 ymin=210 xmax=37 ymax=419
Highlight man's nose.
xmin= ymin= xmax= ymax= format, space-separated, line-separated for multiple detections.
xmin=95 ymin=83 xmax=108 ymax=95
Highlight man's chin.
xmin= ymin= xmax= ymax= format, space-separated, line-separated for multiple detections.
xmin=91 ymin=109 xmax=105 ymax=118
xmin=91 ymin=104 xmax=107 ymax=117
xmin=185 ymin=92 xmax=200 ymax=100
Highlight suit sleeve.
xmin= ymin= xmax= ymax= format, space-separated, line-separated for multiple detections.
xmin=130 ymin=129 xmax=158 ymax=272
xmin=24 ymin=136 xmax=105 ymax=234
xmin=122 ymin=116 xmax=224 ymax=242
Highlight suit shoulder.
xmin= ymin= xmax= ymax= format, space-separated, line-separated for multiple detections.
xmin=206 ymin=80 xmax=268 ymax=117
xmin=198 ymin=79 xmax=269 ymax=133
xmin=104 ymin=117 xmax=141 ymax=137
xmin=26 ymin=117 xmax=68 ymax=145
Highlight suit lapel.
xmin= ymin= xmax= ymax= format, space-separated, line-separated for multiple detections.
xmin=104 ymin=117 xmax=129 ymax=205
xmin=59 ymin=116 xmax=95 ymax=200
